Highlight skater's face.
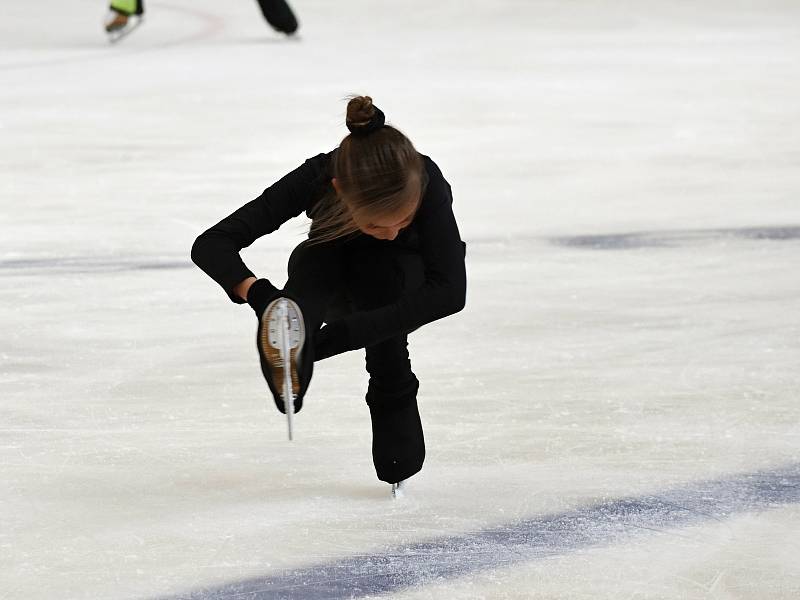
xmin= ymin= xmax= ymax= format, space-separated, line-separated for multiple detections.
xmin=332 ymin=177 xmax=421 ymax=241
xmin=354 ymin=196 xmax=420 ymax=241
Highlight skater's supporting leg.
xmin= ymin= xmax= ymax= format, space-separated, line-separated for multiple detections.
xmin=365 ymin=336 xmax=425 ymax=484
xmin=345 ymin=240 xmax=426 ymax=483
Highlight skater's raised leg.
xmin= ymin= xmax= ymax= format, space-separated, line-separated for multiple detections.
xmin=246 ymin=239 xmax=347 ymax=414
xmin=284 ymin=240 xmax=347 ymax=332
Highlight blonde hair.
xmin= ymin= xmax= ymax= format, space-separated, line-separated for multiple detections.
xmin=308 ymin=96 xmax=426 ymax=243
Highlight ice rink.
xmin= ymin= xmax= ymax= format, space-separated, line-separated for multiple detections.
xmin=2 ymin=1 xmax=800 ymax=598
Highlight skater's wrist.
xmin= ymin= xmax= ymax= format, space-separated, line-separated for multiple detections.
xmin=234 ymin=277 xmax=258 ymax=302
xmin=245 ymin=278 xmax=279 ymax=316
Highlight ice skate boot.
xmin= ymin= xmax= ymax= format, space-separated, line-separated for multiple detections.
xmin=367 ymin=377 xmax=425 ymax=485
xmin=256 ymin=0 xmax=299 ymax=35
xmin=104 ymin=10 xmax=128 ymax=32
xmin=104 ymin=10 xmax=143 ymax=43
xmin=257 ymin=297 xmax=313 ymax=438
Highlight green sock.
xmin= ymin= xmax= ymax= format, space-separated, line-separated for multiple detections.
xmin=110 ymin=0 xmax=141 ymax=15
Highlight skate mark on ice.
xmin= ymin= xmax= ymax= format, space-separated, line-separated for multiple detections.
xmin=153 ymin=463 xmax=800 ymax=600
xmin=550 ymin=225 xmax=800 ymax=250
xmin=0 ymin=256 xmax=191 ymax=274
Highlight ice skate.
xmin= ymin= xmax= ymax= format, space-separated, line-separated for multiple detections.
xmin=368 ymin=378 xmax=425 ymax=484
xmin=257 ymin=297 xmax=311 ymax=439
xmin=256 ymin=0 xmax=299 ymax=35
xmin=104 ymin=10 xmax=143 ymax=43
xmin=391 ymin=480 xmax=406 ymax=499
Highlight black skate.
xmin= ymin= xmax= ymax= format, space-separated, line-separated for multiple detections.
xmin=256 ymin=0 xmax=299 ymax=35
xmin=368 ymin=383 xmax=425 ymax=486
xmin=257 ymin=297 xmax=312 ymax=439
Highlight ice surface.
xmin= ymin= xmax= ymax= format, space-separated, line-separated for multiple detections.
xmin=2 ymin=1 xmax=800 ymax=599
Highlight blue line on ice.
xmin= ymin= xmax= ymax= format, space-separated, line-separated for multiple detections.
xmin=3 ymin=225 xmax=799 ymax=276
xmin=0 ymin=256 xmax=191 ymax=274
xmin=551 ymin=225 xmax=800 ymax=250
xmin=155 ymin=463 xmax=800 ymax=600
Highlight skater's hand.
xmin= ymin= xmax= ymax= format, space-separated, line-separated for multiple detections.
xmin=246 ymin=278 xmax=279 ymax=317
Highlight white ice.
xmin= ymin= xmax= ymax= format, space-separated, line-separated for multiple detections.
xmin=2 ymin=0 xmax=800 ymax=598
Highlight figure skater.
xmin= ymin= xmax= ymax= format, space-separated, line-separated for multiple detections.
xmin=191 ymin=96 xmax=466 ymax=489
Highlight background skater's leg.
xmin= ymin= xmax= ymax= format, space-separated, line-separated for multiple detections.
xmin=255 ymin=0 xmax=298 ymax=35
xmin=105 ymin=0 xmax=144 ymax=35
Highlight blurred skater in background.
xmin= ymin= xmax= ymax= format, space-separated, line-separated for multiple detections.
xmin=192 ymin=96 xmax=467 ymax=492
xmin=103 ymin=0 xmax=143 ymax=39
xmin=104 ymin=0 xmax=299 ymax=41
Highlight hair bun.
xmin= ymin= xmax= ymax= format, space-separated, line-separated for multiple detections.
xmin=346 ymin=95 xmax=385 ymax=136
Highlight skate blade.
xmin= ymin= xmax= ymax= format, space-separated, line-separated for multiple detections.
xmin=391 ymin=480 xmax=406 ymax=499
xmin=266 ymin=299 xmax=304 ymax=352
xmin=261 ymin=298 xmax=304 ymax=398
xmin=277 ymin=299 xmax=295 ymax=441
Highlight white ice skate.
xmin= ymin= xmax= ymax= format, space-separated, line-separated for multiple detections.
xmin=104 ymin=11 xmax=144 ymax=44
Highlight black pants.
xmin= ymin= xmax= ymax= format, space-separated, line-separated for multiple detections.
xmin=285 ymin=236 xmax=425 ymax=484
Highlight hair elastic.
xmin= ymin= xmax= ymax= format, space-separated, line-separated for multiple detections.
xmin=346 ymin=106 xmax=385 ymax=136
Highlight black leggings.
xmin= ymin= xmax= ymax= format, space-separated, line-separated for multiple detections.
xmin=285 ymin=236 xmax=426 ymax=483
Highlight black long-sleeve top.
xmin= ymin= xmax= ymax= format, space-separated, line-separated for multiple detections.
xmin=191 ymin=150 xmax=466 ymax=356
